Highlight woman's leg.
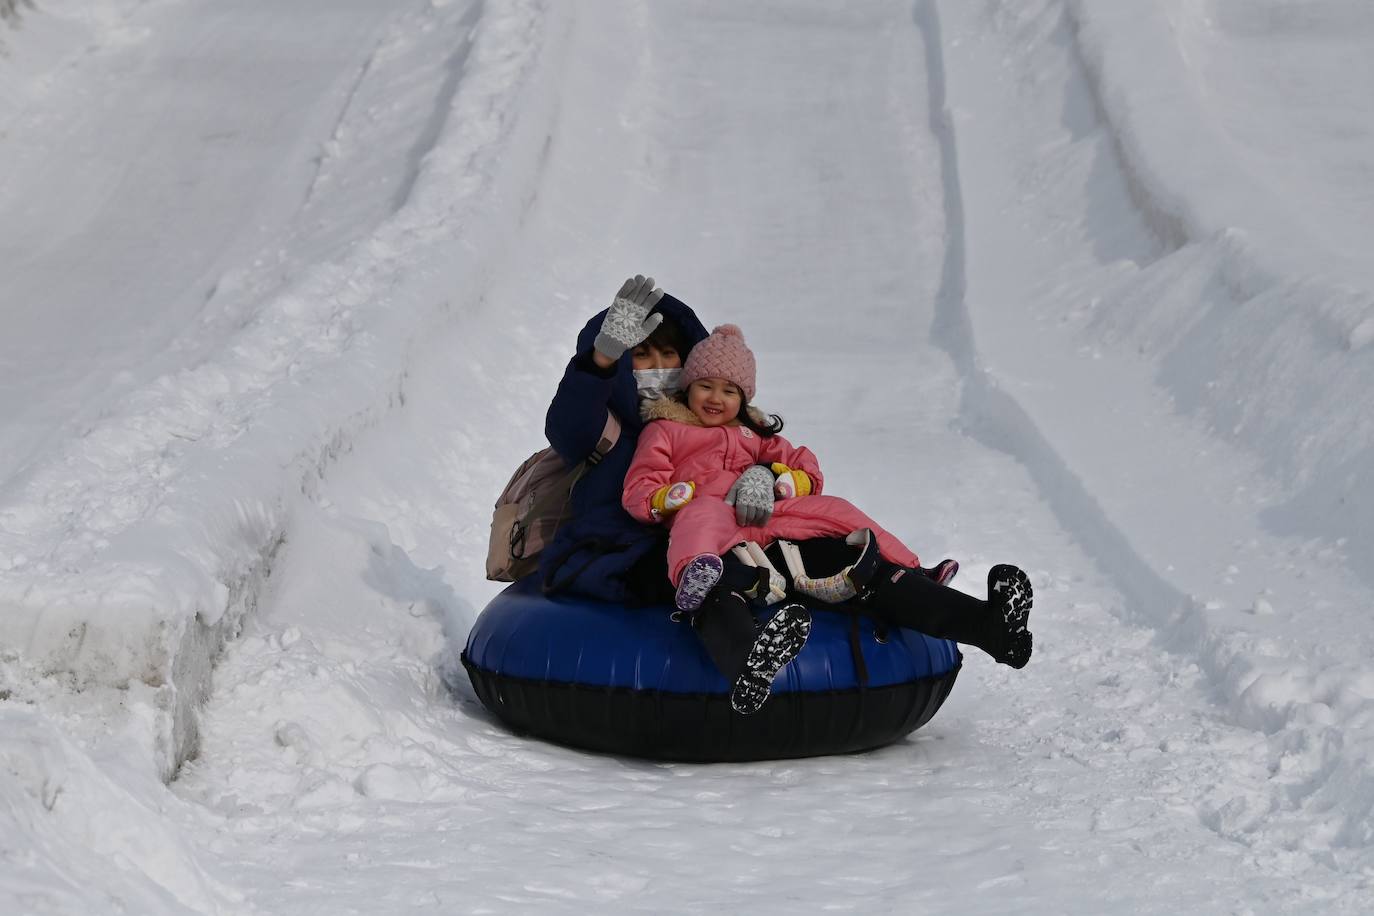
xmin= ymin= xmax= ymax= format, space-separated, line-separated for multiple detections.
xmin=692 ymin=590 xmax=758 ymax=679
xmin=862 ymin=561 xmax=1034 ymax=668
xmin=621 ymin=538 xmax=676 ymax=606
xmin=686 ymin=589 xmax=814 ymax=715
xmin=767 ymin=537 xmax=1033 ymax=668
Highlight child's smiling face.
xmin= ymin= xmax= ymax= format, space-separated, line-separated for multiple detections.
xmin=686 ymin=377 xmax=743 ymax=427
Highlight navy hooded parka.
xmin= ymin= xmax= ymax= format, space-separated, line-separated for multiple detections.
xmin=540 ymin=293 xmax=710 ymax=603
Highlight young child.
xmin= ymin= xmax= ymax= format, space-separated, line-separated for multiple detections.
xmin=622 ymin=324 xmax=931 ymax=600
xmin=622 ymin=324 xmax=1034 ymax=677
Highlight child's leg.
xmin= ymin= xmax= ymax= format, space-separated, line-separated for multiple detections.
xmin=666 ymin=498 xmax=745 ymax=585
xmin=763 ymin=495 xmax=923 ymax=569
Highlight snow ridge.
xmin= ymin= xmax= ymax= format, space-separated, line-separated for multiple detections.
xmin=925 ymin=0 xmax=1374 ymax=876
xmin=0 ymin=705 xmax=242 ymax=913
xmin=918 ymin=0 xmax=1197 ymax=654
xmin=1064 ymin=1 xmax=1374 ymax=580
xmin=389 ymin=0 xmax=485 ymax=215
xmin=0 ymin=0 xmax=561 ymax=779
xmin=0 ymin=0 xmax=29 ymax=30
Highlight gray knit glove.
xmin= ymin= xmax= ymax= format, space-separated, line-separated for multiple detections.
xmin=593 ymin=275 xmax=666 ymax=361
xmin=724 ymin=465 xmax=776 ymax=526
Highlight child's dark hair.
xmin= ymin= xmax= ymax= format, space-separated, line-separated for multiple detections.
xmin=738 ymin=400 xmax=785 ymax=438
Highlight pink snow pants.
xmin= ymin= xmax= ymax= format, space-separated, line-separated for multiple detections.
xmin=665 ymin=494 xmax=922 ymax=586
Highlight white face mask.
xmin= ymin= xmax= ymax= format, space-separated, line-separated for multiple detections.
xmin=634 ymin=367 xmax=683 ymax=400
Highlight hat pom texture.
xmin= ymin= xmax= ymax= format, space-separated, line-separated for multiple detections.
xmin=680 ymin=324 xmax=757 ymax=401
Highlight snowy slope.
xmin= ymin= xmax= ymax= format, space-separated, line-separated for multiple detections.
xmin=0 ymin=0 xmax=556 ymax=777
xmin=936 ymin=0 xmax=1374 ymax=876
xmin=3 ymin=0 xmax=1374 ymax=912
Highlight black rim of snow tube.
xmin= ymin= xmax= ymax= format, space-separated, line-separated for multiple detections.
xmin=460 ymin=653 xmax=961 ymax=762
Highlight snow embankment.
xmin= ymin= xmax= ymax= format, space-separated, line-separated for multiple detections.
xmin=0 ymin=703 xmax=241 ymax=913
xmin=0 ymin=0 xmax=28 ymax=30
xmin=933 ymin=0 xmax=1374 ymax=871
xmin=1066 ymin=0 xmax=1374 ymax=566
xmin=0 ymin=0 xmax=567 ymax=779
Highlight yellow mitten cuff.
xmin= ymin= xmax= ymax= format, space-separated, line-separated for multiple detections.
xmin=770 ymin=464 xmax=813 ymax=499
xmin=651 ymin=480 xmax=696 ymax=516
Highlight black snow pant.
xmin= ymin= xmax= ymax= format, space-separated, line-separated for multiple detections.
xmin=762 ymin=537 xmax=1011 ymax=662
xmin=625 ymin=535 xmax=999 ymax=679
xmin=692 ymin=591 xmax=758 ymax=681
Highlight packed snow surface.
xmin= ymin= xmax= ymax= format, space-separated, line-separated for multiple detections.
xmin=3 ymin=0 xmax=1374 ymax=912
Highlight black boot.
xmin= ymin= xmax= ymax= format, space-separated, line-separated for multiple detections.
xmin=693 ymin=593 xmax=814 ymax=714
xmin=988 ymin=564 xmax=1033 ymax=668
xmin=730 ymin=603 xmax=813 ymax=715
xmin=862 ymin=562 xmax=1033 ymax=668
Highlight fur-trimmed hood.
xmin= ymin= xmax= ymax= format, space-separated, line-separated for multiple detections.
xmin=640 ymin=395 xmax=772 ymax=428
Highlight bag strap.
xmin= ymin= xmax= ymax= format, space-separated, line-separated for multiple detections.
xmin=522 ymin=411 xmax=623 ymax=546
xmin=559 ymin=410 xmax=620 ymax=514
xmin=535 ymin=411 xmax=627 ymax=593
xmin=585 ymin=412 xmax=621 ymax=466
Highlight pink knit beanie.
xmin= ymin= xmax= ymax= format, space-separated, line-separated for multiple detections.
xmin=680 ymin=324 xmax=757 ymax=401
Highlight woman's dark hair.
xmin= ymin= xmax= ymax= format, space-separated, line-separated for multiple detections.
xmin=646 ymin=314 xmax=691 ymax=359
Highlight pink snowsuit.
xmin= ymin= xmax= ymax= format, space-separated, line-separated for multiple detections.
xmin=622 ymin=400 xmax=922 ymax=586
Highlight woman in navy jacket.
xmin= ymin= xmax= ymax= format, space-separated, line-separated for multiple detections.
xmin=540 ymin=279 xmax=709 ymax=604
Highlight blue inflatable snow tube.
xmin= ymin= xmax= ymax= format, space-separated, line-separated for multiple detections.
xmin=461 ymin=577 xmax=962 ymax=761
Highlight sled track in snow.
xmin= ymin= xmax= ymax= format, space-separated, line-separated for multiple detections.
xmin=914 ymin=0 xmax=1205 ymax=651
xmin=390 ymin=0 xmax=486 ymax=214
xmin=916 ymin=0 xmax=1374 ymax=882
xmin=1063 ymin=0 xmax=1374 ymax=595
xmin=0 ymin=0 xmax=568 ymax=781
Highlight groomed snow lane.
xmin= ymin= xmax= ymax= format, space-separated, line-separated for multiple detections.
xmin=173 ymin=1 xmax=1374 ymax=911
